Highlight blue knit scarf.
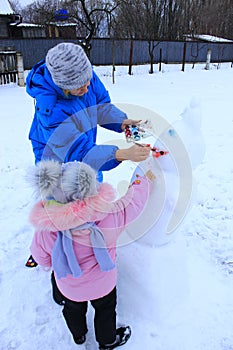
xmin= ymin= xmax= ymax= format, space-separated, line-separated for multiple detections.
xmin=52 ymin=222 xmax=115 ymax=279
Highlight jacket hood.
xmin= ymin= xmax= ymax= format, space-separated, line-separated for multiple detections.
xmin=26 ymin=60 xmax=69 ymax=106
xmin=26 ymin=60 xmax=93 ymax=103
xmin=29 ymin=182 xmax=116 ymax=232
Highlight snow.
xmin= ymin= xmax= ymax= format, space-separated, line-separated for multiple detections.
xmin=0 ymin=62 xmax=233 ymax=350
xmin=198 ymin=34 xmax=233 ymax=42
xmin=188 ymin=34 xmax=233 ymax=43
xmin=9 ymin=23 xmax=44 ymax=28
xmin=49 ymin=22 xmax=77 ymax=27
xmin=0 ymin=0 xmax=14 ymax=15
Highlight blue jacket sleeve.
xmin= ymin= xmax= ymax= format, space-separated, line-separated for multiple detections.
xmin=42 ymin=112 xmax=121 ymax=172
xmin=68 ymin=139 xmax=121 ymax=172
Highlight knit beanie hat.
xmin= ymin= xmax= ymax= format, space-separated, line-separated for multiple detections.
xmin=45 ymin=42 xmax=93 ymax=90
xmin=29 ymin=160 xmax=98 ymax=203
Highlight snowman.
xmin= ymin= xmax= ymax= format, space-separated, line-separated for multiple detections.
xmin=114 ymin=98 xmax=205 ymax=330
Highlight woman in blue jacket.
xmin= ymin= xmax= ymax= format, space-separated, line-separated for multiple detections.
xmin=26 ymin=42 xmax=150 ymax=180
xmin=25 ymin=42 xmax=150 ymax=267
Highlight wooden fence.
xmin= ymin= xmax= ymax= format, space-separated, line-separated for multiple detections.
xmin=0 ymin=47 xmax=17 ymax=84
xmin=0 ymin=38 xmax=233 ymax=70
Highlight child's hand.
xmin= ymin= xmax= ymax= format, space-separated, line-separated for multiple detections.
xmin=145 ymin=170 xmax=156 ymax=182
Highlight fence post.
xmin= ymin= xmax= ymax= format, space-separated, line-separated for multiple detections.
xmin=182 ymin=42 xmax=186 ymax=72
xmin=159 ymin=48 xmax=162 ymax=71
xmin=205 ymin=49 xmax=211 ymax=70
xmin=128 ymin=39 xmax=134 ymax=75
xmin=111 ymin=39 xmax=115 ymax=84
xmin=16 ymin=52 xmax=25 ymax=87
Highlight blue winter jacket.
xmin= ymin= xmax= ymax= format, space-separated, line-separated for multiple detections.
xmin=26 ymin=60 xmax=127 ymax=179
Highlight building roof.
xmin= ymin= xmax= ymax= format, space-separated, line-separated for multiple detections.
xmin=10 ymin=22 xmax=44 ymax=28
xmin=49 ymin=22 xmax=77 ymax=27
xmin=196 ymin=35 xmax=233 ymax=43
xmin=185 ymin=34 xmax=233 ymax=43
xmin=0 ymin=0 xmax=14 ymax=15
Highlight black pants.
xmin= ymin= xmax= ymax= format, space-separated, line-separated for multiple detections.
xmin=51 ymin=272 xmax=117 ymax=345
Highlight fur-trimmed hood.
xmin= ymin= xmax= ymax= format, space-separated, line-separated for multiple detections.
xmin=29 ymin=182 xmax=116 ymax=232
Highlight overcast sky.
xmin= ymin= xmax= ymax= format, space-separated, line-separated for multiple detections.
xmin=18 ymin=0 xmax=34 ymax=6
xmin=18 ymin=0 xmax=61 ymax=7
xmin=16 ymin=0 xmax=65 ymax=14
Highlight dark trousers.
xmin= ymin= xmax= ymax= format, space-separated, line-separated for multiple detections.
xmin=51 ymin=272 xmax=117 ymax=345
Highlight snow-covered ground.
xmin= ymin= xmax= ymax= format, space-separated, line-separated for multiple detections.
xmin=0 ymin=62 xmax=233 ymax=350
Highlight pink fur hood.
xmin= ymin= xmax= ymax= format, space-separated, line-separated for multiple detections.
xmin=29 ymin=182 xmax=116 ymax=232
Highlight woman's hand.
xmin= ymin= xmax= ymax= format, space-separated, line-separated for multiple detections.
xmin=115 ymin=144 xmax=150 ymax=162
xmin=121 ymin=119 xmax=142 ymax=131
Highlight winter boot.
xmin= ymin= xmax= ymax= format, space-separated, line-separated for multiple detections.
xmin=99 ymin=326 xmax=131 ymax=350
xmin=74 ymin=335 xmax=86 ymax=345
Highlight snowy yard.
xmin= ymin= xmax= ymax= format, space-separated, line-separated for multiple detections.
xmin=0 ymin=62 xmax=233 ymax=350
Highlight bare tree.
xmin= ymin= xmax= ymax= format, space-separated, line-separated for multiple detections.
xmin=201 ymin=0 xmax=233 ymax=39
xmin=19 ymin=0 xmax=124 ymax=56
xmin=21 ymin=0 xmax=61 ymax=24
xmin=114 ymin=0 xmax=164 ymax=73
xmin=115 ymin=0 xmax=233 ymax=40
xmin=17 ymin=0 xmax=233 ymax=44
xmin=8 ymin=0 xmax=22 ymax=13
xmin=63 ymin=0 xmax=123 ymax=55
xmin=182 ymin=0 xmax=233 ymax=39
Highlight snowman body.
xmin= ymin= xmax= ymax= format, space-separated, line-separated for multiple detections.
xmin=117 ymin=99 xmax=205 ymax=326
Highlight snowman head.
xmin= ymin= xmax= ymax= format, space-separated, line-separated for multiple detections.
xmin=156 ymin=98 xmax=205 ymax=170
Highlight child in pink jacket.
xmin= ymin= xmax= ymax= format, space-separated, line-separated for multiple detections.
xmin=29 ymin=160 xmax=155 ymax=349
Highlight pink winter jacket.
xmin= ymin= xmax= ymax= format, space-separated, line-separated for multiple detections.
xmin=30 ymin=176 xmax=152 ymax=302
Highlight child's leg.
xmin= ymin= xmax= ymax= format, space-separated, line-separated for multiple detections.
xmin=91 ymin=287 xmax=117 ymax=346
xmin=62 ymin=298 xmax=88 ymax=343
xmin=51 ymin=271 xmax=65 ymax=305
xmin=51 ymin=274 xmax=88 ymax=343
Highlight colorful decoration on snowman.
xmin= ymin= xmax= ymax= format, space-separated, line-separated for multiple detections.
xmin=124 ymin=119 xmax=155 ymax=142
xmin=124 ymin=124 xmax=141 ymax=141
xmin=124 ymin=121 xmax=169 ymax=158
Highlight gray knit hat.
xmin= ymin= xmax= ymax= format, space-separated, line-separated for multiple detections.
xmin=46 ymin=42 xmax=93 ymax=90
xmin=29 ymin=160 xmax=98 ymax=203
